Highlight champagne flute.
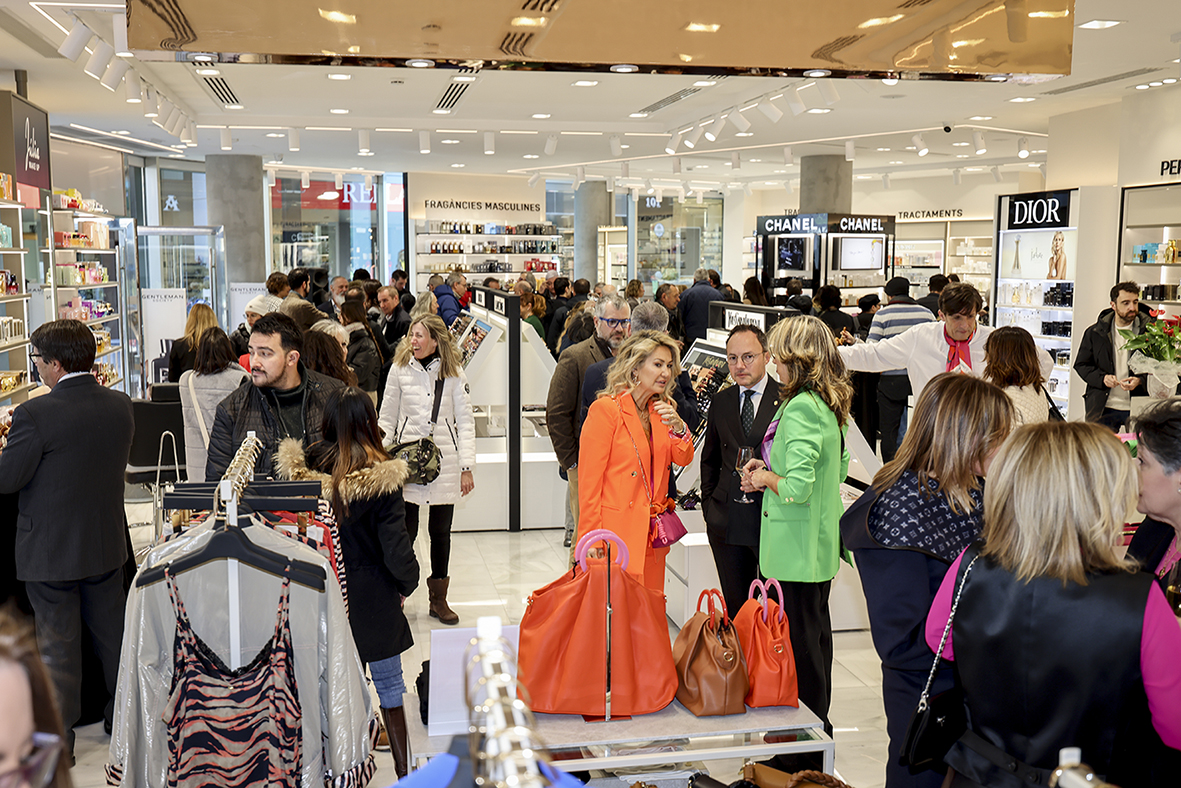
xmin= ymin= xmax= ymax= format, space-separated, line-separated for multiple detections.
xmin=735 ymin=447 xmax=756 ymax=504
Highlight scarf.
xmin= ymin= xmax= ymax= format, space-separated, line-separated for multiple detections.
xmin=944 ymin=328 xmax=974 ymax=373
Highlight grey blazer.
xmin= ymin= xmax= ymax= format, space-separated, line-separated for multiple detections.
xmin=0 ymin=375 xmax=134 ymax=582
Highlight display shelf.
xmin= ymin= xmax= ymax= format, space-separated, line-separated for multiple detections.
xmin=94 ymin=344 xmax=122 ymax=360
xmin=82 ymin=313 xmax=120 ymax=327
xmin=0 ymin=248 xmax=27 ymax=254
xmin=995 ymin=304 xmax=1073 ymax=312
xmin=0 ymin=197 xmax=23 ymax=208
xmin=418 ymin=269 xmax=562 ymax=277
xmin=101 ymin=376 xmax=123 ymax=389
xmin=417 ymin=253 xmax=561 ymax=258
xmin=46 ymin=207 xmax=121 ymax=221
xmin=0 ymin=293 xmax=29 ymax=304
xmin=0 ymin=337 xmax=29 ymax=354
xmin=44 ymin=247 xmax=118 ymax=254
xmin=1124 ymin=223 xmax=1181 ymax=230
xmin=1122 ymin=261 xmax=1181 ymax=268
xmin=1029 ymin=333 xmax=1072 ymax=343
xmin=418 ymin=232 xmax=562 ymax=239
xmin=69 ymin=281 xmax=119 ymax=290
xmin=0 ymin=381 xmax=36 ymax=402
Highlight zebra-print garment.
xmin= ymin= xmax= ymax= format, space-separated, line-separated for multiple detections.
xmin=163 ymin=566 xmax=302 ymax=788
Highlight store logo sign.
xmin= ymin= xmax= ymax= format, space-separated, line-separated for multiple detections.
xmin=839 ymin=216 xmax=885 ymax=232
xmin=163 ymin=195 xmax=180 ymax=212
xmin=1160 ymin=158 xmax=1181 ymax=177
xmin=1009 ymin=190 xmax=1070 ymax=229
xmin=8 ymin=94 xmax=50 ymax=190
xmin=724 ymin=309 xmax=765 ymax=330
xmin=759 ymin=214 xmax=821 ymax=234
xmin=23 ymin=118 xmax=40 ymax=174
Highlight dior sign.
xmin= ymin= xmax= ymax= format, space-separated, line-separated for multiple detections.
xmin=1008 ymin=190 xmax=1071 ymax=230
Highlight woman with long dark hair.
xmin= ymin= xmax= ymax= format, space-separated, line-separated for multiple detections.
xmin=340 ymin=300 xmax=382 ymax=400
xmin=302 ymin=329 xmax=358 ymax=387
xmin=743 ymin=276 xmax=769 ymax=306
xmin=178 ymin=327 xmax=248 ymax=481
xmin=277 ymin=387 xmax=418 ymax=777
xmin=983 ymin=326 xmax=1048 ymax=424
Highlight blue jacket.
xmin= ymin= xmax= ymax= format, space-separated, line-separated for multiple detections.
xmin=434 ymin=284 xmax=464 ymax=328
xmin=678 ymin=281 xmax=724 ymax=344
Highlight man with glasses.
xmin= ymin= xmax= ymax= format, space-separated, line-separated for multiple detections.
xmin=699 ymin=324 xmax=780 ymax=614
xmin=546 ymin=294 xmax=631 ymax=549
xmin=0 ymin=320 xmax=134 ymax=758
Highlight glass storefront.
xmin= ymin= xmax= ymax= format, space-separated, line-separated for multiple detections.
xmin=158 ymin=167 xmax=208 ymax=227
xmin=635 ymin=194 xmax=723 ymax=290
xmin=383 ymin=173 xmax=407 ymax=278
xmin=270 ymin=175 xmax=378 ymax=278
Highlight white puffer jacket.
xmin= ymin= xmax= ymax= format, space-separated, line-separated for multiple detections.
xmin=377 ymin=356 xmax=476 ymax=506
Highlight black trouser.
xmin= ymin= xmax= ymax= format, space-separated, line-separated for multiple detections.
xmin=1098 ymin=407 xmax=1131 ymax=433
xmin=706 ymin=529 xmax=760 ymax=617
xmin=877 ymin=375 xmax=912 ymax=463
xmin=404 ymin=503 xmax=454 ymax=579
xmin=25 ymin=567 xmax=127 ymax=753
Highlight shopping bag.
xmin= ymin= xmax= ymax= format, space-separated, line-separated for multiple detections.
xmin=733 ymin=578 xmax=799 ymax=708
xmin=517 ymin=529 xmax=677 ymax=716
xmin=672 ymin=588 xmax=748 ymax=716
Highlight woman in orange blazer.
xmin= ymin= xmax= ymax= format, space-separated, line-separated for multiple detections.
xmin=579 ymin=331 xmax=695 ymax=591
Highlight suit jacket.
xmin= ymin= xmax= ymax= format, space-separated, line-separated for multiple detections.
xmin=699 ymin=379 xmax=781 ymax=547
xmin=545 ymin=334 xmax=610 ymax=469
xmin=578 ymin=392 xmax=695 ymax=581
xmin=0 ymin=375 xmax=134 ymax=581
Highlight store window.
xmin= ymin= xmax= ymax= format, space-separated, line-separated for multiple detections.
xmin=270 ymin=175 xmax=378 ymax=277
xmin=158 ymin=167 xmax=207 ymax=227
xmin=635 ymin=194 xmax=723 ymax=290
xmin=546 ymin=181 xmax=630 ymax=277
xmin=384 ymin=173 xmax=407 ymax=279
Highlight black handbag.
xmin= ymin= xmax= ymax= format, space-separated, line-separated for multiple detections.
xmin=388 ymin=378 xmax=445 ymax=486
xmin=1043 ymin=386 xmax=1065 ymax=422
xmin=899 ymin=554 xmax=979 ymax=771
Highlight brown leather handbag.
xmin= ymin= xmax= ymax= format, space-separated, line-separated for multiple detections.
xmin=742 ymin=763 xmax=851 ymax=788
xmin=672 ymin=589 xmax=749 ymax=716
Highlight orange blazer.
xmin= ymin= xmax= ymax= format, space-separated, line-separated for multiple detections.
xmin=577 ymin=392 xmax=695 ymax=577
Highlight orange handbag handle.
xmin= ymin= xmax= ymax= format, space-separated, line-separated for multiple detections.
xmin=696 ymin=588 xmax=730 ymax=630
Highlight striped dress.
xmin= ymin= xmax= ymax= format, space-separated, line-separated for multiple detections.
xmin=163 ymin=567 xmax=302 ymax=788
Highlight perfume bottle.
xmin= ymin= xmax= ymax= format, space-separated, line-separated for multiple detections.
xmin=1012 ymin=235 xmax=1022 ymax=276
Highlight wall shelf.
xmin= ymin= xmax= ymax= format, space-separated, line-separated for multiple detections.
xmin=0 ymin=293 xmax=30 ymax=304
xmin=0 ymin=337 xmax=29 ymax=354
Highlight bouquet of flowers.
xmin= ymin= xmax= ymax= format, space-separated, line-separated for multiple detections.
xmin=1120 ymin=310 xmax=1181 ymax=398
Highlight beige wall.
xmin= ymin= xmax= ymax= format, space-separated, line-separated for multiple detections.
xmin=1046 ymin=103 xmax=1121 ymax=190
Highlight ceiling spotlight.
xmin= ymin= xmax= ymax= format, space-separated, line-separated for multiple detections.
xmin=163 ymin=104 xmax=182 ymax=131
xmin=124 ymin=73 xmax=142 ymax=103
xmin=783 ymin=146 xmax=793 ymax=166
xmin=1017 ymin=136 xmax=1029 ymax=158
xmin=609 ymin=134 xmax=622 ymax=156
xmin=406 ymin=59 xmax=435 ymax=68
xmin=420 ymin=130 xmax=431 ymax=154
xmin=330 ymin=108 xmax=349 ymax=115
xmin=912 ymin=133 xmax=929 ymax=156
xmin=665 ymin=131 xmax=682 ymax=154
xmin=631 ymin=188 xmax=640 ymax=203
xmin=629 ymin=112 xmax=649 ymax=118
xmin=991 ymin=166 xmax=1003 ymax=182
xmin=785 ymin=180 xmax=793 ymax=194
xmin=742 ymin=183 xmax=753 ymax=196
xmin=757 ymin=96 xmax=784 ymax=123
xmin=672 ymin=157 xmax=681 ymax=174
xmin=576 ymin=166 xmax=585 ymax=185
xmin=300 ymin=171 xmax=311 ymax=189
xmin=58 ymin=18 xmax=93 ymax=61
xmin=84 ymin=40 xmax=116 ymax=80
xmin=952 ymin=168 xmax=962 ymax=185
xmin=288 ymin=128 xmax=301 ymax=151
xmin=655 ymin=188 xmax=663 ymax=202
xmin=882 ymin=173 xmax=891 ymax=189
xmin=610 ymin=64 xmax=639 ymax=73
xmin=845 ymin=140 xmax=855 ymax=161
xmin=365 ymin=174 xmax=373 ymax=189
xmin=973 ymin=130 xmax=987 ymax=154
xmin=882 ymin=75 xmax=899 ymax=86
xmin=645 ymin=178 xmax=654 ymax=195
xmin=335 ymin=173 xmax=344 ymax=189
xmin=267 ymin=169 xmax=276 ymax=187
xmin=484 ymin=131 xmax=495 ymax=155
xmin=803 ymin=69 xmax=831 ymax=78
xmin=817 ymin=80 xmax=840 ymax=106
xmin=544 ymin=134 xmax=558 ymax=155
xmin=532 ymin=113 xmax=551 ymax=119
xmin=606 ymin=178 xmax=615 ymax=193
xmin=621 ymin=162 xmax=630 ymax=178
xmin=528 ymin=173 xmax=541 ymax=188
xmin=572 ymin=80 xmax=599 ymax=87
xmin=732 ymin=152 xmax=741 ymax=170
xmin=705 ymin=114 xmax=726 ymax=142
xmin=684 ymin=124 xmax=705 ymax=149
xmin=179 ymin=121 xmax=193 ymax=143
xmin=728 ymin=107 xmax=751 ymax=132
xmin=142 ymin=85 xmax=158 ymax=117
xmin=785 ymin=89 xmax=807 ymax=116
xmin=359 ymin=129 xmax=370 ymax=154
xmin=1038 ymin=163 xmax=1046 ymax=178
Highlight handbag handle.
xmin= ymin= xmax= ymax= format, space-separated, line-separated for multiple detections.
xmin=917 ymin=554 xmax=980 ymax=712
xmin=697 ymin=588 xmax=729 ymax=629
xmin=748 ymin=578 xmax=786 ymax=624
xmin=575 ymin=529 xmax=630 ymax=572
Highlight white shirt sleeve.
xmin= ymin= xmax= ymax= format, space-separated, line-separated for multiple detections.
xmin=838 ymin=327 xmax=920 ymax=373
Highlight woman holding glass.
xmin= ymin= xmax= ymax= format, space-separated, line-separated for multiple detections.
xmin=579 ymin=331 xmax=694 ymax=591
xmin=741 ymin=315 xmax=851 ymax=735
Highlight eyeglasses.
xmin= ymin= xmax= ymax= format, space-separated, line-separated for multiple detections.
xmin=28 ymin=351 xmax=42 ymax=361
xmin=727 ymin=353 xmax=761 ymax=367
xmin=598 ymin=317 xmax=630 ymax=329
xmin=0 ymin=732 xmax=62 ymax=788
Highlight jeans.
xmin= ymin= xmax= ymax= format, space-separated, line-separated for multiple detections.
xmin=368 ymin=654 xmax=406 ymax=708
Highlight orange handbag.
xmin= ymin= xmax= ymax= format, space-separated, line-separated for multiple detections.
xmin=672 ymin=589 xmax=749 ymax=716
xmin=517 ymin=529 xmax=677 ymax=717
xmin=733 ymin=578 xmax=799 ymax=708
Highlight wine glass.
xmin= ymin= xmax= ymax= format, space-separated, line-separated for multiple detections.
xmin=735 ymin=447 xmax=756 ymax=504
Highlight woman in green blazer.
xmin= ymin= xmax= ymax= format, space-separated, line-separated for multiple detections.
xmin=741 ymin=314 xmax=852 ymax=735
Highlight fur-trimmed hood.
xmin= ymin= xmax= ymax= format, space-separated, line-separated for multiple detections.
xmin=275 ymin=437 xmax=410 ymax=504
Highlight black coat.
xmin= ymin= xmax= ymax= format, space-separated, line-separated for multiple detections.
xmin=547 ymin=293 xmax=590 ymax=354
xmin=229 ymin=324 xmax=251 ymax=358
xmin=346 ymin=326 xmax=381 ymax=392
xmin=1074 ymin=311 xmax=1151 ymax=421
xmin=0 ymin=375 xmax=134 ymax=581
xmin=818 ymin=308 xmax=855 ymax=339
xmin=916 ymin=292 xmax=941 ymax=316
xmin=167 ymin=337 xmax=197 ymax=382
xmin=679 ymin=281 xmax=724 ymax=344
xmin=378 ymin=308 xmax=411 ymax=351
xmin=277 ymin=440 xmax=419 ymax=662
xmin=1127 ymin=517 xmax=1176 ymax=590
xmin=205 ymin=363 xmax=345 ymax=481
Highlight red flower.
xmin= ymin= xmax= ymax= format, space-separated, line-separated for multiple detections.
xmin=1166 ymin=316 xmax=1181 ymax=327
xmin=1150 ymin=308 xmax=1164 ymax=317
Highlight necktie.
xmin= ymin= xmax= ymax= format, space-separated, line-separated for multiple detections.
xmin=741 ymin=389 xmax=755 ymax=438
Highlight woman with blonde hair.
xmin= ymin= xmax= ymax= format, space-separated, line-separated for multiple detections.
xmin=740 ymin=314 xmax=852 ymax=736
xmin=377 ymin=315 xmax=475 ymax=625
xmin=983 ymin=326 xmax=1048 ymax=424
xmin=579 ymin=331 xmax=694 ymax=590
xmin=926 ymin=422 xmax=1181 ymax=787
xmin=409 ymin=290 xmax=437 ymax=321
xmin=167 ymin=302 xmax=218 ymax=382
xmin=840 ymin=373 xmax=1014 ymax=788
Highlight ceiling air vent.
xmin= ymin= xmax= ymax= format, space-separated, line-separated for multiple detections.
xmin=632 ymin=76 xmax=729 ymax=116
xmin=435 ymin=68 xmax=479 ymax=112
xmin=187 ymin=63 xmax=242 ymax=108
xmin=1040 ymin=68 xmax=1163 ymax=95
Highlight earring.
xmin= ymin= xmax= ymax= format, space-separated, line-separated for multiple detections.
xmin=630 ymin=371 xmax=638 ymax=382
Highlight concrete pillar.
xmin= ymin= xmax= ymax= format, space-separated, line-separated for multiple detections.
xmin=205 ymin=154 xmax=267 ymax=285
xmin=799 ymin=155 xmax=852 ymax=214
xmin=573 ymin=180 xmax=610 ymax=284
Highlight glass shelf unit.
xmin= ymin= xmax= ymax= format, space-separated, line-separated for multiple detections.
xmin=1119 ymin=183 xmax=1181 ymax=319
xmin=0 ymin=195 xmax=30 ymax=406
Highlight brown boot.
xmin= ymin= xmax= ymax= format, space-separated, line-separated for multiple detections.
xmin=426 ymin=577 xmax=459 ymax=625
xmin=380 ymin=706 xmax=409 ymax=778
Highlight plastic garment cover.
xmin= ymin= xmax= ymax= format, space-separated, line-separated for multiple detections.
xmin=107 ymin=518 xmax=376 ymax=788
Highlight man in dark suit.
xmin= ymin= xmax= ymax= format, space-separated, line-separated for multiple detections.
xmin=699 ymin=323 xmax=779 ymax=615
xmin=376 ymin=285 xmax=411 ymax=348
xmin=0 ymin=319 xmax=134 ymax=755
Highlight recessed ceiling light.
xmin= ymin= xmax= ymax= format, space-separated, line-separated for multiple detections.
xmin=1150 ymin=81 xmax=1164 ymax=87
xmin=195 ymin=68 xmax=220 ymax=76
xmin=803 ymin=69 xmax=831 ymax=78
xmin=856 ymin=175 xmax=873 ymax=179
xmin=451 ymin=163 xmax=465 ymax=168
xmin=806 ymin=108 xmax=831 ymax=114
xmin=1009 ymin=97 xmax=1036 ymax=102
xmin=610 ymin=64 xmax=639 ymax=73
xmin=572 ymin=80 xmax=598 ymax=87
xmin=679 ymin=53 xmax=694 ymax=62
xmin=693 ymin=165 xmax=709 ymax=169
xmin=956 ymin=154 xmax=970 ymax=158
xmin=191 ymin=53 xmax=215 ymax=62
xmin=510 ymin=16 xmax=548 ymax=27
xmin=327 ymin=73 xmax=351 ymax=80
xmin=1165 ymin=78 xmax=1179 ymax=84
xmin=225 ymin=104 xmax=244 ymax=110
xmin=629 ymin=112 xmax=649 ymax=118
xmin=952 ymin=142 xmax=969 ymax=146
xmin=532 ymin=113 xmax=551 ymax=119
xmin=266 ymin=132 xmax=285 ymax=137
xmin=985 ymin=75 xmax=1009 ymax=82
xmin=969 ymin=115 xmax=993 ymax=120
xmin=620 ymin=144 xmax=630 ymax=148
xmin=858 ymin=15 xmax=904 ymax=28
xmin=113 ymin=130 xmax=130 ymax=135
xmin=1028 ymin=10 xmax=1070 ymax=17
xmin=452 ymin=75 xmax=478 ymax=82
xmin=523 ymin=154 xmax=539 ymax=158
xmin=735 ymin=132 xmax=754 ymax=137
xmin=432 ymin=109 xmax=451 ymax=115
xmin=693 ymin=80 xmax=717 ymax=87
xmin=889 ymin=160 xmax=904 ymax=164
xmin=441 ymin=139 xmax=460 ymax=144
xmin=318 ymin=9 xmax=356 ymax=24
xmin=685 ymin=22 xmax=721 ymax=32
xmin=330 ymin=108 xmax=349 ymax=114
xmin=905 ymin=146 xmax=916 ymax=150
xmin=351 ymin=166 xmax=363 ymax=170
xmin=882 ymin=78 xmax=899 ymax=86
xmin=749 ymin=159 xmax=762 ymax=162
xmin=876 ymin=147 xmax=891 ymax=151
xmin=406 ymin=59 xmax=435 ymax=68
xmin=1033 ymin=149 xmax=1047 ymax=153
xmin=1078 ymin=19 xmax=1121 ymax=29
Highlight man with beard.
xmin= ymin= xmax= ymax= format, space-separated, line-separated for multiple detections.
xmin=1075 ymin=282 xmax=1151 ymax=431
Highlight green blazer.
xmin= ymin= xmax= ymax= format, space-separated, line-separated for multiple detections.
xmin=758 ymin=390 xmax=850 ymax=583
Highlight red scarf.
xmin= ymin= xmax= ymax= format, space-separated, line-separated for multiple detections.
xmin=944 ymin=328 xmax=974 ymax=373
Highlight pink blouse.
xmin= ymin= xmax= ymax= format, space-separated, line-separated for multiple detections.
xmin=925 ymin=550 xmax=1181 ymax=750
